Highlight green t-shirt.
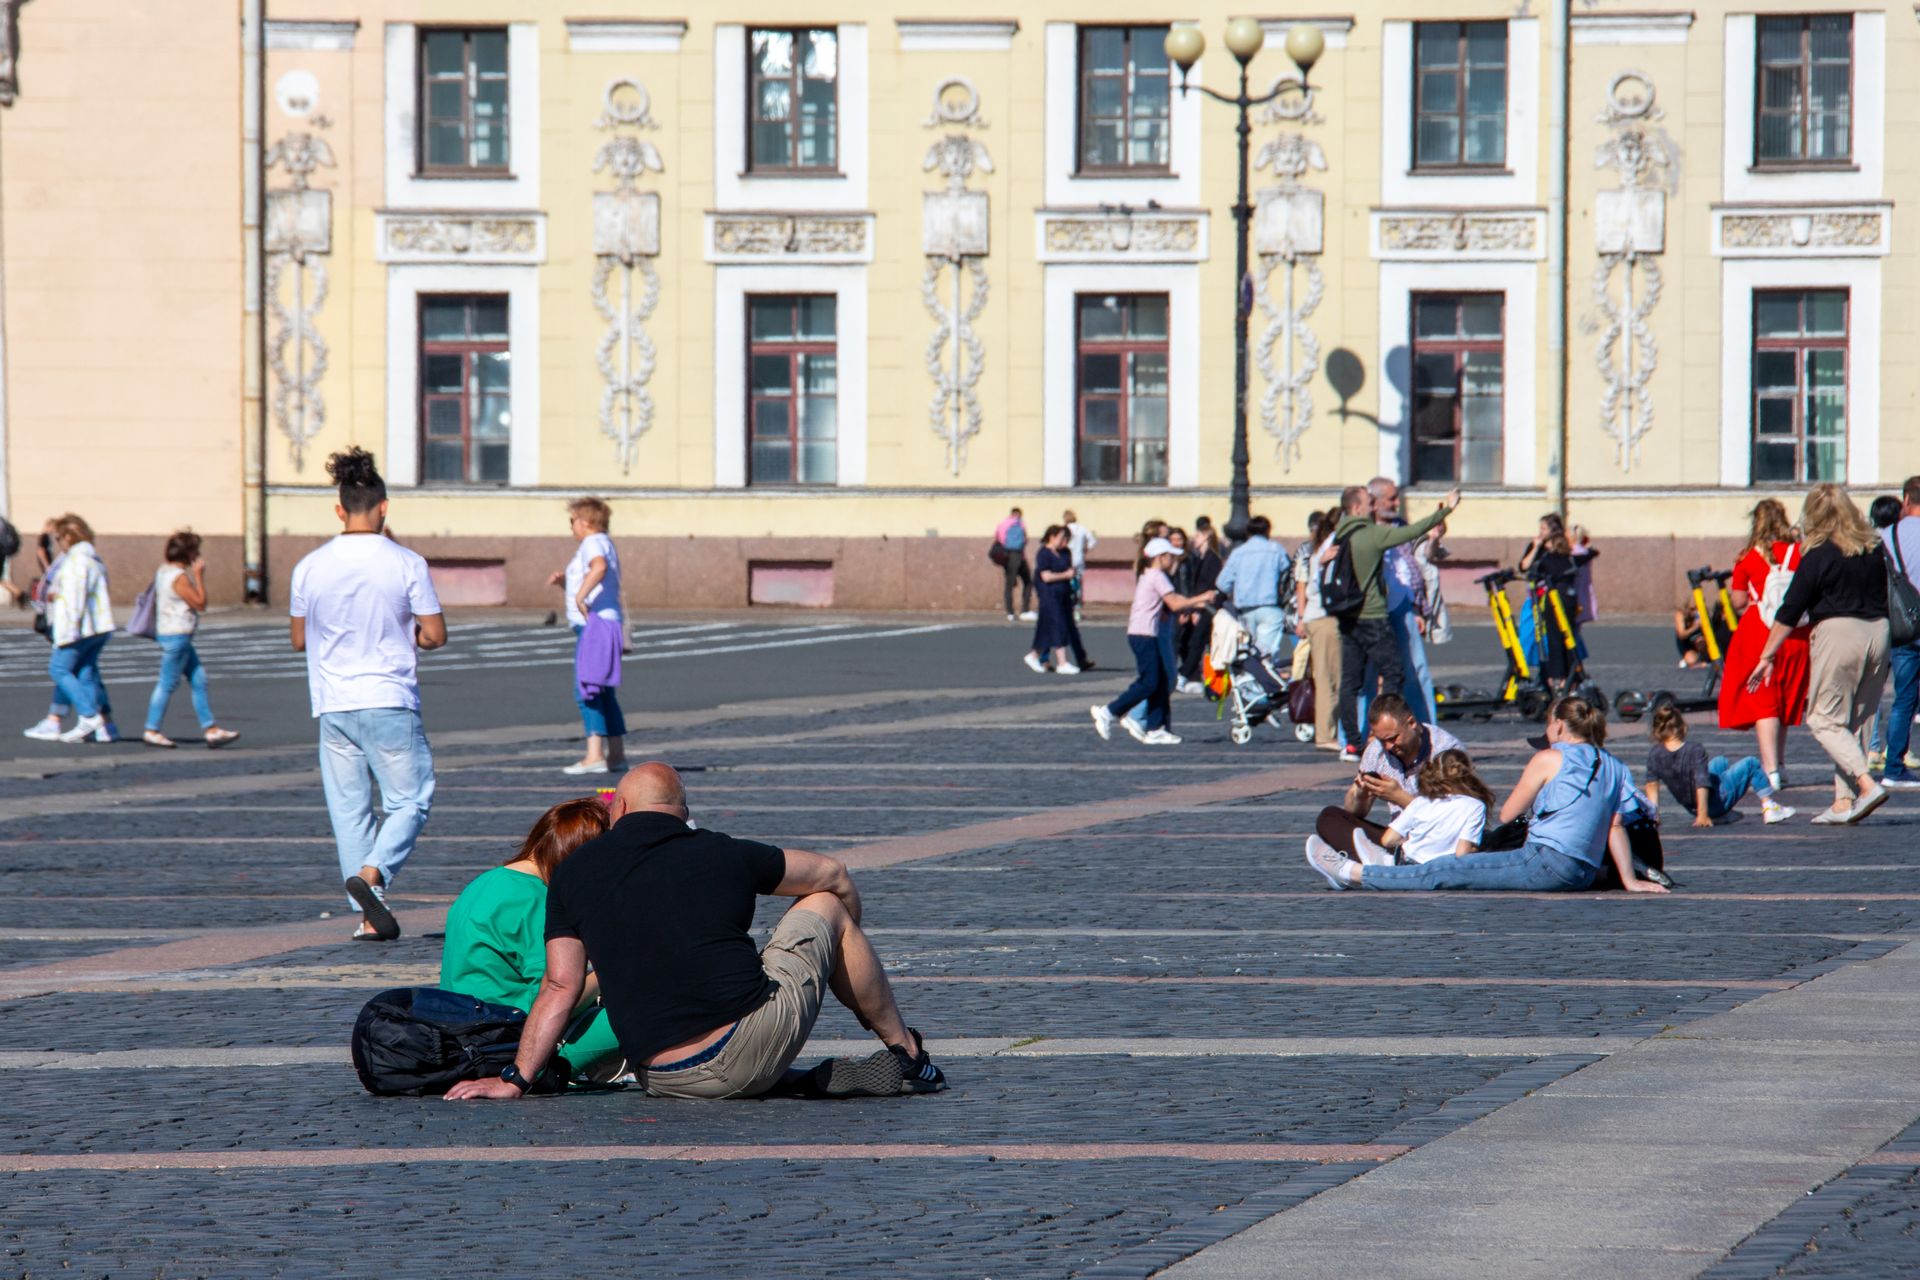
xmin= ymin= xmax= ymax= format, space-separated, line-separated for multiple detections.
xmin=440 ymin=865 xmax=623 ymax=1077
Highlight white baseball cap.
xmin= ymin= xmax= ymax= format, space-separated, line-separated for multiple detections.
xmin=1143 ymin=536 xmax=1183 ymax=559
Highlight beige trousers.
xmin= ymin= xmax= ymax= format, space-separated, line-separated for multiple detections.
xmin=1304 ymin=616 xmax=1343 ymax=745
xmin=1804 ymin=615 xmax=1891 ymax=803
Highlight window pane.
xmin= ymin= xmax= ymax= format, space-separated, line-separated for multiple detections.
xmin=799 ymin=441 xmax=836 ymax=484
xmin=423 ymin=32 xmax=464 ymax=75
xmin=751 ymin=355 xmax=791 ymax=395
xmin=427 ymin=80 xmax=463 ymax=122
xmin=1809 ymin=16 xmax=1851 ymax=61
xmin=423 ymin=353 xmax=463 ymax=394
xmin=1809 ymin=64 xmax=1848 ymax=116
xmin=1415 ymin=23 xmax=1460 ymax=69
xmin=1132 ymin=28 xmax=1170 ymax=72
xmin=1460 ymin=297 xmax=1503 ymax=338
xmin=1079 ymin=440 xmax=1122 ymax=485
xmin=424 ymin=398 xmax=462 ymax=437
xmin=800 ymin=29 xmax=837 ymax=80
xmin=1807 ymin=438 xmax=1845 ymax=483
xmin=798 ymin=296 xmax=837 ymax=341
xmin=424 ymin=440 xmax=464 ymax=483
xmin=422 ymin=299 xmax=466 ymax=340
xmin=799 ymin=396 xmax=836 ymax=440
xmin=1812 ymin=111 xmax=1849 ymax=161
xmin=1418 ymin=69 xmax=1457 ymax=115
xmin=1085 ymin=28 xmax=1125 ymax=72
xmin=1755 ymin=112 xmax=1799 ymax=163
xmin=1416 ymin=118 xmax=1459 ymax=166
xmin=1130 ymin=295 xmax=1168 ymax=339
xmin=472 ymin=298 xmax=508 ymax=339
xmin=1129 ymin=396 xmax=1168 ymax=440
xmin=1806 ymin=351 xmax=1846 ymax=432
xmin=752 ymin=30 xmax=793 ymax=77
xmin=750 ymin=299 xmax=794 ymax=342
xmin=1466 ymin=67 xmax=1505 ymax=115
xmin=1414 ymin=299 xmax=1455 ymax=340
xmin=751 ymin=441 xmax=792 ymax=483
xmin=471 ymin=31 xmax=507 ymax=75
xmin=1133 ymin=74 xmax=1170 ymax=119
xmin=1131 ymin=440 xmax=1169 ymax=486
xmin=1128 ymin=119 xmax=1167 ymax=168
xmin=757 ymin=79 xmax=792 ymax=122
xmin=476 ymin=351 xmax=510 ymax=393
xmin=1083 ymin=120 xmax=1123 ymax=167
xmin=476 ymin=442 xmax=509 ymax=485
xmin=1461 ymin=351 xmax=1504 ymax=400
xmin=1088 ymin=75 xmax=1124 ymax=118
xmin=751 ymin=398 xmax=790 ymax=438
xmin=1755 ymin=351 xmax=1798 ymax=394
xmin=1462 ymin=439 xmax=1502 ymax=485
xmin=1465 ymin=115 xmax=1505 ymax=166
xmin=473 ymin=394 xmax=511 ymax=439
xmin=1755 ymin=394 xmax=1796 ymax=436
xmin=1413 ymin=351 xmax=1458 ymax=400
xmin=800 ymin=352 xmax=837 ymax=396
xmin=751 ymin=122 xmax=792 ymax=168
xmin=1757 ymin=18 xmax=1801 ymax=64
xmin=1759 ymin=65 xmax=1800 ymax=113
xmin=1465 ymin=23 xmax=1505 ymax=67
xmin=1755 ymin=294 xmax=1801 ymax=337
xmin=1081 ymin=398 xmax=1121 ymax=437
xmin=1130 ymin=353 xmax=1168 ymax=397
xmin=425 ymin=123 xmax=466 ymax=168
xmin=1752 ymin=441 xmax=1796 ymax=484
xmin=1806 ymin=292 xmax=1846 ymax=336
xmin=1413 ymin=444 xmax=1457 ymax=485
xmin=797 ymin=105 xmax=836 ymax=168
xmin=1079 ymin=296 xmax=1123 ymax=341
xmin=1080 ymin=353 xmax=1123 ymax=394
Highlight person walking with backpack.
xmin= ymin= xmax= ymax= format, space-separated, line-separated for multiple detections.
xmin=1875 ymin=476 xmax=1920 ymax=790
xmin=993 ymin=508 xmax=1035 ymax=622
xmin=141 ymin=531 xmax=241 ymax=749
xmin=1719 ymin=499 xmax=1811 ymax=791
xmin=1322 ymin=486 xmax=1459 ymax=762
xmin=290 ymin=448 xmax=446 ymax=941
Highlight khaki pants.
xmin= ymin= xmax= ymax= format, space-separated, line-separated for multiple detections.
xmin=1304 ymin=616 xmax=1343 ymax=745
xmin=638 ymin=908 xmax=835 ymax=1100
xmin=1805 ymin=615 xmax=1892 ymax=804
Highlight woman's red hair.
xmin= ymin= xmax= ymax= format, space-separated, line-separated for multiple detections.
xmin=509 ymin=797 xmax=611 ymax=882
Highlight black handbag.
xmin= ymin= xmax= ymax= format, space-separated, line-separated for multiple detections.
xmin=1886 ymin=537 xmax=1920 ymax=647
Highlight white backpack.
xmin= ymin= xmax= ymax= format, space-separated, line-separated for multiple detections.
xmin=1756 ymin=544 xmax=1798 ymax=628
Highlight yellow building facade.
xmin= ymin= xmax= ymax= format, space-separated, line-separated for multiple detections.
xmin=1 ymin=2 xmax=1914 ymax=610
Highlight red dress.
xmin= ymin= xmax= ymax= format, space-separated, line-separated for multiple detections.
xmin=1718 ymin=542 xmax=1812 ymax=728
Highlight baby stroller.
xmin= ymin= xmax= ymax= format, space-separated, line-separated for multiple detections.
xmin=1202 ymin=605 xmax=1309 ymax=746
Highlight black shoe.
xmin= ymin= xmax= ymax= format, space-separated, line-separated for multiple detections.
xmin=814 ymin=1049 xmax=907 ymax=1098
xmin=889 ymin=1028 xmax=948 ymax=1094
xmin=344 ymin=876 xmax=400 ymax=941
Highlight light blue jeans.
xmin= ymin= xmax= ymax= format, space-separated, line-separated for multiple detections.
xmin=145 ymin=634 xmax=214 ymax=732
xmin=318 ymin=708 xmax=434 ymax=896
xmin=1390 ymin=601 xmax=1436 ymax=723
xmin=1240 ymin=605 xmax=1289 ymax=662
xmin=49 ymin=632 xmax=112 ymax=718
xmin=1707 ymin=754 xmax=1771 ymax=819
xmin=1362 ymin=841 xmax=1597 ymax=891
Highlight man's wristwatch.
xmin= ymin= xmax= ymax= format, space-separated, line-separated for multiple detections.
xmin=499 ymin=1064 xmax=535 ymax=1095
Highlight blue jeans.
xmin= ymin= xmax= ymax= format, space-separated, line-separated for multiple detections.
xmin=318 ymin=708 xmax=434 ymax=893
xmin=1885 ymin=643 xmax=1920 ymax=777
xmin=1111 ymin=632 xmax=1173 ymax=732
xmin=1128 ymin=617 xmax=1179 ymax=729
xmin=145 ymin=634 xmax=214 ymax=732
xmin=48 ymin=632 xmax=112 ymax=718
xmin=1707 ymin=754 xmax=1771 ymax=818
xmin=1241 ymin=605 xmax=1289 ymax=661
xmin=1390 ymin=602 xmax=1436 ymax=723
xmin=1362 ymin=841 xmax=1597 ymax=891
xmin=572 ymin=625 xmax=627 ymax=738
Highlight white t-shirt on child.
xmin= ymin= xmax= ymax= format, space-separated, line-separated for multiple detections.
xmin=289 ymin=534 xmax=442 ymax=717
xmin=1388 ymin=795 xmax=1489 ymax=864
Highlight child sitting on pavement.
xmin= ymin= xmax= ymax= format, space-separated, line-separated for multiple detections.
xmin=1339 ymin=749 xmax=1493 ymax=866
xmin=1644 ymin=703 xmax=1794 ymax=827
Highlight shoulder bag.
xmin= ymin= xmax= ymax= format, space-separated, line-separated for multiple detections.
xmin=1886 ymin=536 xmax=1920 ymax=647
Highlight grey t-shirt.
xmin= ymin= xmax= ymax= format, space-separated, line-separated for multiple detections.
xmin=1645 ymin=739 xmax=1710 ymax=810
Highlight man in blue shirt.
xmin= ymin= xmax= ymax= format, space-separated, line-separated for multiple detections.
xmin=1881 ymin=474 xmax=1920 ymax=789
xmin=1214 ymin=515 xmax=1292 ymax=658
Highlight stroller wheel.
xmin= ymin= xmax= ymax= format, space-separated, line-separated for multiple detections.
xmin=1613 ymin=690 xmax=1650 ymax=721
xmin=1293 ymin=722 xmax=1315 ymax=743
xmin=1231 ymin=723 xmax=1254 ymax=745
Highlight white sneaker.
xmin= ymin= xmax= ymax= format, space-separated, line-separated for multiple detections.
xmin=1018 ymin=611 xmax=1038 ymax=622
xmin=1089 ymin=705 xmax=1113 ymax=741
xmin=1055 ymin=662 xmax=1082 ymax=675
xmin=22 ymin=716 xmax=62 ymax=741
xmin=1175 ymin=678 xmax=1202 ymax=695
xmin=1023 ymin=652 xmax=1046 ymax=673
xmin=1142 ymin=728 xmax=1182 ymax=745
xmin=1120 ymin=714 xmax=1148 ymax=743
xmin=1847 ymin=783 xmax=1889 ymax=824
xmin=1006 ymin=613 xmax=1017 ymax=623
xmin=94 ymin=721 xmax=121 ymax=744
xmin=1762 ymin=800 xmax=1796 ymax=825
xmin=562 ymin=759 xmax=610 ymax=776
xmin=1303 ymin=836 xmax=1355 ymax=890
xmin=57 ymin=715 xmax=105 ymax=744
xmin=1339 ymin=748 xmax=1361 ymax=764
xmin=1351 ymin=830 xmax=1396 ymax=867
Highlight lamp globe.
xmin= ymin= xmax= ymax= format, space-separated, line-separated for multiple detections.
xmin=1164 ymin=25 xmax=1205 ymax=71
xmin=1223 ymin=16 xmax=1265 ymax=62
xmin=1284 ymin=24 xmax=1325 ymax=76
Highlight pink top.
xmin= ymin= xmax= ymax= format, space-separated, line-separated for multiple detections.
xmin=1128 ymin=567 xmax=1176 ymax=636
xmin=994 ymin=515 xmax=1022 ymax=544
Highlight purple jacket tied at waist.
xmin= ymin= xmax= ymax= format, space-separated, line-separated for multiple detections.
xmin=575 ymin=614 xmax=623 ymax=702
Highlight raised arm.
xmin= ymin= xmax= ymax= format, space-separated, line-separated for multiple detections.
xmin=445 ymin=937 xmax=588 ymax=1099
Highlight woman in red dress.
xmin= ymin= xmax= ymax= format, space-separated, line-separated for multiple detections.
xmin=1719 ymin=498 xmax=1812 ymax=787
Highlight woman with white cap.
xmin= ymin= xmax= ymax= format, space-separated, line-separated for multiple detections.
xmin=1090 ymin=536 xmax=1216 ymax=746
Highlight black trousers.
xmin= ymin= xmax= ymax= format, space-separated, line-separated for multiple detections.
xmin=1316 ymin=806 xmax=1391 ymax=858
xmin=1001 ymin=554 xmax=1033 ymax=616
xmin=1337 ymin=615 xmax=1402 ymax=748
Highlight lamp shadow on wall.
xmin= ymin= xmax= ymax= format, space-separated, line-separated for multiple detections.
xmin=1325 ymin=347 xmax=1409 ymax=474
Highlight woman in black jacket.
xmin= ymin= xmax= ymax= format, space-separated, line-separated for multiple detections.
xmin=1747 ymin=484 xmax=1891 ymax=824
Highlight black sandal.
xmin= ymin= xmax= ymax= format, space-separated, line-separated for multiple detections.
xmin=345 ymin=876 xmax=400 ymax=941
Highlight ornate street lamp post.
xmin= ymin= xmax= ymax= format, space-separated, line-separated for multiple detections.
xmin=1166 ymin=19 xmax=1323 ymax=542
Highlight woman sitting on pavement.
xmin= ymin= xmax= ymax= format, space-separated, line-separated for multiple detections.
xmin=1645 ymin=702 xmax=1792 ymax=827
xmin=1304 ymin=695 xmax=1669 ymax=893
xmin=441 ymin=797 xmax=626 ymax=1081
xmin=1317 ymin=748 xmax=1494 ymax=867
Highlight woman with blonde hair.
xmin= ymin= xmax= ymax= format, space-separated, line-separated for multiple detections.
xmin=546 ymin=496 xmax=626 ymax=775
xmin=1720 ymin=498 xmax=1811 ymax=788
xmin=41 ymin=514 xmax=121 ymax=744
xmin=1746 ymin=484 xmax=1891 ymax=824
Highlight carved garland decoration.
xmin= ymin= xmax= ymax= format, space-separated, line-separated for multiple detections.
xmin=264 ymin=110 xmax=335 ymax=473
xmin=920 ymin=78 xmax=992 ymax=476
xmin=590 ymin=78 xmax=664 ymax=473
xmin=1251 ymin=82 xmax=1325 ymax=471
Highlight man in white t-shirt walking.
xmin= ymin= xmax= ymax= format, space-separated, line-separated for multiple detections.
xmin=289 ymin=447 xmax=447 ymax=942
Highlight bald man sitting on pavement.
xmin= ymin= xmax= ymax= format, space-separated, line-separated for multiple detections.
xmin=447 ymin=763 xmax=947 ymax=1101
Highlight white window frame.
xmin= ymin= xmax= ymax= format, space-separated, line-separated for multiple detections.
xmin=1042 ymin=264 xmax=1199 ymax=490
xmin=1723 ymin=12 xmax=1883 ymax=205
xmin=385 ymin=264 xmax=541 ymax=488
xmin=712 ymin=265 xmax=868 ymax=489
xmin=1376 ymin=261 xmax=1536 ymax=489
xmin=1718 ymin=258 xmax=1880 ymax=488
xmin=714 ymin=23 xmax=869 ymax=213
xmin=1044 ymin=22 xmax=1204 ymax=209
xmin=1381 ymin=18 xmax=1539 ymax=208
xmin=384 ymin=22 xmax=539 ymax=211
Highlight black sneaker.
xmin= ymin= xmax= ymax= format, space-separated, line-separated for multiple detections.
xmin=889 ymin=1028 xmax=948 ymax=1094
xmin=814 ymin=1049 xmax=906 ymax=1098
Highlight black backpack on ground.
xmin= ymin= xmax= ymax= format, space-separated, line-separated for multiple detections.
xmin=351 ymin=986 xmax=552 ymax=1097
xmin=1318 ymin=531 xmax=1371 ymax=618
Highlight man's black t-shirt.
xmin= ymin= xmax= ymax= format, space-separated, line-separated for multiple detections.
xmin=545 ymin=811 xmax=786 ymax=1063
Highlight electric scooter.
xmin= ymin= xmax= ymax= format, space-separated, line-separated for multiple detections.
xmin=1613 ymin=566 xmax=1738 ymax=721
xmin=1433 ymin=568 xmax=1552 ymax=722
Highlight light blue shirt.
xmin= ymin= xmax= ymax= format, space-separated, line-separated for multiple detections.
xmin=1528 ymin=743 xmax=1639 ymax=867
xmin=1214 ymin=536 xmax=1291 ymax=610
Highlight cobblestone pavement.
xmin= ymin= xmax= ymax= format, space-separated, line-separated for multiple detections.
xmin=0 ymin=619 xmax=1915 ymax=1277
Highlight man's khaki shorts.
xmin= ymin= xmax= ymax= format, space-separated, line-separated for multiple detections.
xmin=639 ymin=908 xmax=836 ymax=1100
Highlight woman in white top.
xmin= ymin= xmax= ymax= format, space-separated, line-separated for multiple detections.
xmin=40 ymin=514 xmax=121 ymax=744
xmin=142 ymin=531 xmax=240 ymax=748
xmin=546 ymin=496 xmax=626 ymax=775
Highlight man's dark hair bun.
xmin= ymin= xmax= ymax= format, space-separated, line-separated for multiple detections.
xmin=326 ymin=446 xmax=382 ymax=488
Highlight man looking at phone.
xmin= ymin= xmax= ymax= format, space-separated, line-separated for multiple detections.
xmin=1314 ymin=693 xmax=1462 ymax=856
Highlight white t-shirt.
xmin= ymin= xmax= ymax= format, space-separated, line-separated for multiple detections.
xmin=288 ymin=534 xmax=442 ymax=717
xmin=1389 ymin=795 xmax=1489 ymax=864
xmin=564 ymin=532 xmax=622 ymax=627
xmin=1067 ymin=522 xmax=1096 ymax=571
xmin=154 ymin=565 xmax=198 ymax=636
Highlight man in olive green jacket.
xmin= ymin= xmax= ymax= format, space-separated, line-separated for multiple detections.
xmin=1328 ymin=484 xmax=1460 ymax=756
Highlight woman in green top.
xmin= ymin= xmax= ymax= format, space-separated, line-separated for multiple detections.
xmin=441 ymin=797 xmax=625 ymax=1081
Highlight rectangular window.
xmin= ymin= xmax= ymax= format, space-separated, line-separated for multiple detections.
xmin=419 ymin=29 xmax=509 ymax=174
xmin=420 ymin=296 xmax=511 ymax=486
xmin=1413 ymin=21 xmax=1507 ymax=169
xmin=1755 ymin=15 xmax=1852 ymax=166
xmin=1076 ymin=294 xmax=1170 ymax=486
xmin=1752 ymin=289 xmax=1847 ymax=485
xmin=748 ymin=295 xmax=838 ymax=485
xmin=1410 ymin=293 xmax=1504 ymax=486
xmin=1078 ymin=26 xmax=1173 ymax=173
xmin=748 ymin=28 xmax=839 ymax=172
